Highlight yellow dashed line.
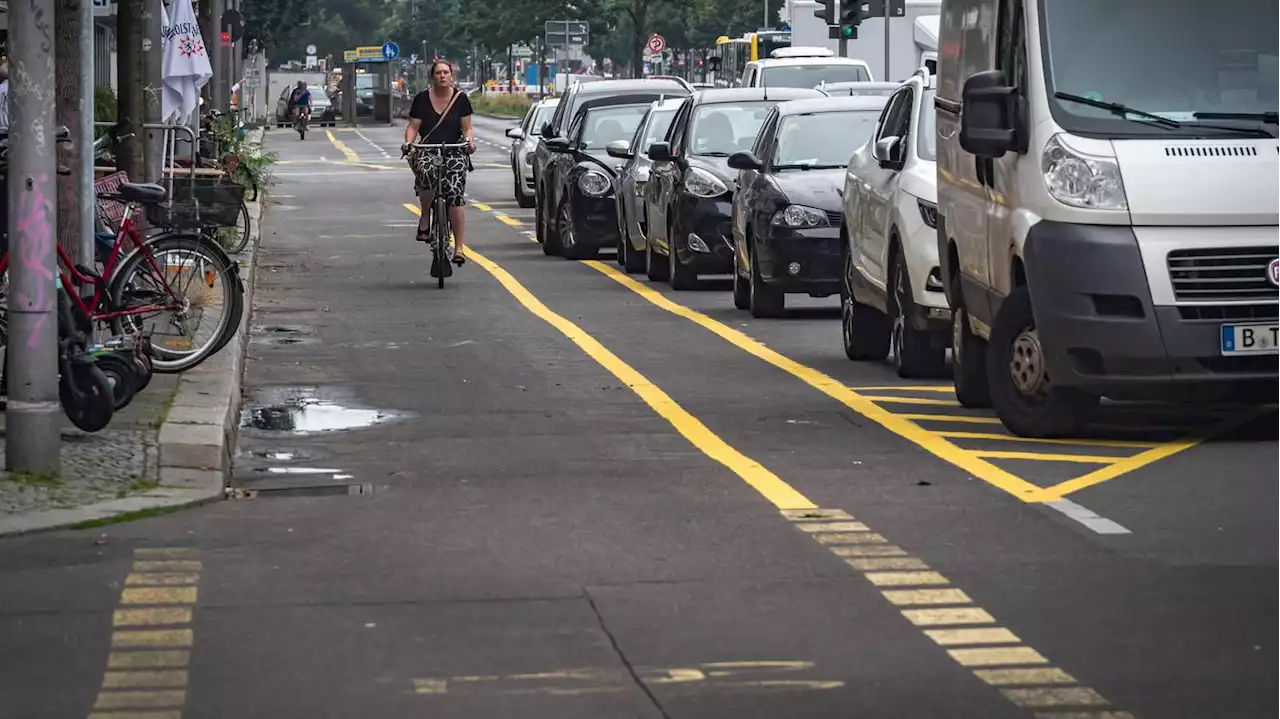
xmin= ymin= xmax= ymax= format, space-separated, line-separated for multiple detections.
xmin=325 ymin=130 xmax=360 ymax=162
xmin=902 ymin=607 xmax=996 ymax=626
xmin=975 ymin=667 xmax=1077 ymax=686
xmin=923 ymin=627 xmax=1021 ymax=646
xmin=494 ymin=214 xmax=523 ymax=227
xmin=948 ymin=646 xmax=1049 ymax=667
xmin=863 ymin=395 xmax=963 ymax=406
xmin=973 ymin=450 xmax=1122 ymax=464
xmin=936 ymin=431 xmax=1160 ymax=449
xmin=91 ymin=550 xmax=201 ymax=718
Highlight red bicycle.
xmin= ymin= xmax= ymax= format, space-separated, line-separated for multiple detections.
xmin=0 ymin=180 xmax=243 ymax=373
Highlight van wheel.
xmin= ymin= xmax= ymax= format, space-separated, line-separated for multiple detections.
xmin=841 ymin=249 xmax=889 ymax=360
xmin=951 ymin=300 xmax=991 ymax=408
xmin=987 ymin=286 xmax=1098 ymax=438
xmin=890 ymin=254 xmax=947 ymax=378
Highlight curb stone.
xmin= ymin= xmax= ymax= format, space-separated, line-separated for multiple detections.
xmin=0 ymin=146 xmax=264 ymax=538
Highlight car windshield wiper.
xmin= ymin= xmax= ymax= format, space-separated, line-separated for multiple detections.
xmin=1054 ymin=92 xmax=1181 ymax=129
xmin=774 ymin=163 xmax=844 ymax=170
xmin=695 ymin=151 xmax=732 ymax=157
xmin=1193 ymin=111 xmax=1278 ymax=125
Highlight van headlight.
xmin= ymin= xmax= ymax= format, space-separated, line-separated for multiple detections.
xmin=1042 ymin=135 xmax=1127 ymax=210
xmin=682 ymin=167 xmax=728 ymax=198
xmin=578 ymin=170 xmax=612 ymax=197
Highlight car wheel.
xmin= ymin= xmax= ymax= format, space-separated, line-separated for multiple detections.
xmin=668 ymin=219 xmax=698 ymax=290
xmin=559 ymin=201 xmax=594 ymax=260
xmin=541 ymin=191 xmax=562 ymax=256
xmin=841 ymin=249 xmax=889 ymax=360
xmin=749 ymin=238 xmax=784 ymax=318
xmin=732 ymin=245 xmax=750 ymax=310
xmin=646 ymin=238 xmax=669 ymax=282
xmin=890 ymin=252 xmax=947 ymax=378
xmin=951 ymin=284 xmax=991 ymax=408
xmin=986 ymin=286 xmax=1097 ymax=438
xmin=516 ymin=174 xmax=536 ymax=209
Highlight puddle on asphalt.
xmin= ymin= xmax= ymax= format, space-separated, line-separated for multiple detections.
xmin=240 ymin=386 xmax=401 ymax=434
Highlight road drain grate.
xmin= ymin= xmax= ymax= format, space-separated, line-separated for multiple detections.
xmin=227 ymin=483 xmax=374 ymax=499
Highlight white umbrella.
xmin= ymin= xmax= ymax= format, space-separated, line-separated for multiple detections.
xmin=161 ymin=0 xmax=213 ymax=123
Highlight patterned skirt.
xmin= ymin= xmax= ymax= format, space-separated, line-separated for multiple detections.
xmin=408 ymin=146 xmax=468 ymax=207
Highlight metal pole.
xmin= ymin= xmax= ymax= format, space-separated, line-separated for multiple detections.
xmin=79 ymin=0 xmax=96 ymax=270
xmin=6 ymin=0 xmax=62 ymax=474
xmin=143 ymin=0 xmax=164 ymax=182
xmin=209 ymin=0 xmax=225 ymax=108
xmin=884 ymin=10 xmax=891 ymax=81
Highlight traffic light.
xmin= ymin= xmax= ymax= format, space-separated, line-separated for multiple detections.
xmin=813 ymin=0 xmax=836 ymax=25
xmin=839 ymin=0 xmax=867 ymax=39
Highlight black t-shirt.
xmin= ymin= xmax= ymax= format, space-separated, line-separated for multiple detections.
xmin=409 ymin=89 xmax=473 ymax=143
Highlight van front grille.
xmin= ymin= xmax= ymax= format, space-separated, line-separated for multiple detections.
xmin=1167 ymin=246 xmax=1278 ymax=303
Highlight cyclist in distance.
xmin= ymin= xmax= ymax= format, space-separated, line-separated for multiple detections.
xmin=403 ymin=59 xmax=476 ymax=274
xmin=288 ymin=80 xmax=311 ymax=126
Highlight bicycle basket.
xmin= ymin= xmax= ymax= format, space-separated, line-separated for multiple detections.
xmin=94 ymin=171 xmax=131 ymax=232
xmin=145 ymin=177 xmax=246 ymax=230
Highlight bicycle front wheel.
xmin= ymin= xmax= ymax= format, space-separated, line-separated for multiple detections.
xmin=434 ymin=199 xmax=452 ymax=288
xmin=212 ymin=200 xmax=252 ymax=254
xmin=107 ymin=234 xmax=242 ymax=373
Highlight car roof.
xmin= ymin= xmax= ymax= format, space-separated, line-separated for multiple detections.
xmin=573 ymin=78 xmax=690 ymax=95
xmin=578 ymin=94 xmax=676 ymax=112
xmin=651 ymin=96 xmax=687 ymax=111
xmin=817 ymin=81 xmax=899 ymax=93
xmin=753 ymin=56 xmax=871 ymax=68
xmin=691 ymin=87 xmax=823 ymax=104
xmin=775 ymin=95 xmax=889 ymax=115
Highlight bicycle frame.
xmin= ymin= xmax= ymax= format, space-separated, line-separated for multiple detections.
xmin=0 ymin=200 xmax=185 ymax=325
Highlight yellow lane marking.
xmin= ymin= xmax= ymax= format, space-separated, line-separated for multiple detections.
xmin=851 ymin=385 xmax=957 ymax=392
xmin=93 ymin=549 xmax=202 ymax=718
xmin=469 ymin=201 xmax=493 ymax=212
xmin=103 ymin=671 xmax=190 ymax=689
xmin=936 ymin=431 xmax=1159 ymax=449
xmin=1002 ymin=686 xmax=1109 ymax=707
xmin=973 ymin=451 xmax=1120 ymax=464
xmin=494 ymin=214 xmax=523 ymax=227
xmin=581 ymin=260 xmax=1051 ymax=501
xmin=325 ymin=130 xmax=360 ymax=162
xmin=1034 ymin=713 xmax=1136 ymax=719
xmin=410 ymin=204 xmax=1126 ymax=716
xmin=845 ymin=556 xmax=929 ymax=571
xmin=113 ymin=609 xmax=192 ymax=627
xmin=406 ymin=205 xmax=814 ymax=510
xmin=901 ymin=607 xmax=996 ymax=626
xmin=898 ymin=413 xmax=1006 ymax=425
xmin=862 ymin=395 xmax=962 ymax=406
xmin=974 ymin=667 xmax=1077 ymax=686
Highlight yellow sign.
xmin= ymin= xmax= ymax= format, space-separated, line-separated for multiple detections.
xmin=355 ymin=46 xmax=385 ymax=61
xmin=343 ymin=49 xmax=358 ymax=62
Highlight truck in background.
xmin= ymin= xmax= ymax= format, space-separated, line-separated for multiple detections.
xmin=785 ymin=0 xmax=939 ymax=82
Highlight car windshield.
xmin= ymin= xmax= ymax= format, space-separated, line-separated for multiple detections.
xmin=688 ymin=102 xmax=774 ymax=156
xmin=356 ymin=75 xmax=374 ymax=90
xmin=580 ymin=105 xmax=650 ymax=150
xmin=773 ymin=110 xmax=881 ymax=168
xmin=1041 ymin=0 xmax=1278 ymax=135
xmin=530 ymin=104 xmax=557 ymax=135
xmin=763 ymin=64 xmax=870 ymax=88
xmin=309 ymin=88 xmax=329 ymax=105
xmin=917 ymin=90 xmax=936 ymax=161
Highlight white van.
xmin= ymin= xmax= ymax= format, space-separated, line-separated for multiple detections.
xmin=740 ymin=49 xmax=874 ymax=89
xmin=935 ymin=0 xmax=1278 ymax=438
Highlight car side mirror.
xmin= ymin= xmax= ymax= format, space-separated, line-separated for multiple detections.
xmin=545 ymin=137 xmax=570 ymax=152
xmin=960 ymin=70 xmax=1018 ymax=157
xmin=506 ymin=128 xmax=525 ymax=140
xmin=727 ymin=151 xmax=762 ymax=171
xmin=873 ymin=136 xmax=905 ymax=170
xmin=647 ymin=142 xmax=674 ymax=162
xmin=605 ymin=140 xmax=633 ymax=159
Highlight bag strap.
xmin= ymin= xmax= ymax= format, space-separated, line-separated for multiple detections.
xmin=421 ymin=89 xmax=462 ymax=140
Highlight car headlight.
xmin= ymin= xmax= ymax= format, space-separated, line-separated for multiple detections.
xmin=917 ymin=199 xmax=938 ymax=229
xmin=1042 ymin=135 xmax=1127 ymax=210
xmin=770 ymin=204 xmax=829 ymax=228
xmin=682 ymin=167 xmax=728 ymax=198
xmin=578 ymin=170 xmax=612 ymax=197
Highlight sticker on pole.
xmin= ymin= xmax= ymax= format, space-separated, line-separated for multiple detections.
xmin=647 ymin=34 xmax=667 ymax=54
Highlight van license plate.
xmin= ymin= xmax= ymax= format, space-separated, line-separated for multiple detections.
xmin=1221 ymin=323 xmax=1279 ymax=355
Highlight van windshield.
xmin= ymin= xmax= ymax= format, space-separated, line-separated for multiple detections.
xmin=762 ymin=64 xmax=870 ymax=88
xmin=1041 ymin=0 xmax=1278 ymax=136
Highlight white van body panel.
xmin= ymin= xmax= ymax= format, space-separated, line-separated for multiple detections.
xmin=1111 ymin=140 xmax=1280 ymax=226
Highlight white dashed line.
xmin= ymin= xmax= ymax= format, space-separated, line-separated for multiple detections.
xmin=354 ymin=128 xmax=393 ymax=159
xmin=1042 ymin=498 xmax=1131 ymax=535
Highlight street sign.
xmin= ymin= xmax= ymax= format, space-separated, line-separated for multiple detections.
xmin=544 ymin=20 xmax=590 ymax=48
xmin=92 ymin=0 xmax=112 ymax=17
xmin=382 ymin=42 xmax=400 ymax=60
xmin=306 ymin=44 xmax=317 ymax=55
xmin=354 ymin=46 xmax=386 ymax=62
xmin=410 ymin=53 xmax=419 ymax=64
xmin=647 ymin=34 xmax=666 ymax=54
xmin=344 ymin=49 xmax=359 ymax=62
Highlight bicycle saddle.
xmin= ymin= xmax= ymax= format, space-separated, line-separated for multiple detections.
xmin=117 ymin=182 xmax=168 ymax=204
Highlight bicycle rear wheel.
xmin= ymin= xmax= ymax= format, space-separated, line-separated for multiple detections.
xmin=212 ymin=200 xmax=251 ymax=254
xmin=107 ymin=233 xmax=242 ymax=373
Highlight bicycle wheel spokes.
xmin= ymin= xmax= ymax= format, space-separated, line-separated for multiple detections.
xmin=109 ymin=237 xmax=238 ymax=370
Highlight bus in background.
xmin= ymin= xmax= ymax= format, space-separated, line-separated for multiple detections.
xmin=712 ymin=30 xmax=793 ymax=86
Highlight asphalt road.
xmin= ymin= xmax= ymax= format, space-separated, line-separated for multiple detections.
xmin=0 ymin=117 xmax=1274 ymax=719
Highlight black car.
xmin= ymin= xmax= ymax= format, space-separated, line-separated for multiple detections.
xmin=727 ymin=95 xmax=886 ymax=317
xmin=533 ymin=78 xmax=692 ymax=257
xmin=543 ymin=98 xmax=655 ymax=260
xmin=642 ymin=87 xmax=823 ymax=289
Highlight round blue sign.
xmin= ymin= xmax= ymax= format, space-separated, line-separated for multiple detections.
xmin=382 ymin=42 xmax=400 ymax=60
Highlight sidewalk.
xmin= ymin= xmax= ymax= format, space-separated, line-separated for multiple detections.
xmin=0 ymin=132 xmax=266 ymax=536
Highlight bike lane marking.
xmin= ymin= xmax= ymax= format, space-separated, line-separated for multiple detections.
xmin=402 ymin=204 xmax=1134 ymax=718
xmin=88 ymin=547 xmax=201 ymax=718
xmin=324 ymin=130 xmax=360 ymax=163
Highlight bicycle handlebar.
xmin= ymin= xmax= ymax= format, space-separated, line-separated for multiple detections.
xmin=405 ymin=141 xmax=471 ymax=149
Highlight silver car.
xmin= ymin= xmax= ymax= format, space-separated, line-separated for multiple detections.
xmin=505 ymin=97 xmax=559 ymax=208
xmin=604 ymin=97 xmax=684 ymax=273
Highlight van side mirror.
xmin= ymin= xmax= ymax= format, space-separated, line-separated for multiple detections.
xmin=727 ymin=151 xmax=762 ymax=171
xmin=959 ymin=70 xmax=1018 ymax=157
xmin=873 ymin=136 xmax=904 ymax=171
xmin=506 ymin=127 xmax=525 ymax=140
xmin=647 ymin=141 xmax=674 ymax=162
xmin=605 ymin=140 xmax=633 ymax=160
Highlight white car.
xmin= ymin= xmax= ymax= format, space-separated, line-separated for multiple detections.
xmin=506 ymin=97 xmax=559 ymax=208
xmin=841 ymin=69 xmax=950 ymax=378
xmin=739 ymin=48 xmax=874 ymax=89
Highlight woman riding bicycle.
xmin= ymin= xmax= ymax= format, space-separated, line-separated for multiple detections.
xmin=403 ymin=59 xmax=475 ymax=277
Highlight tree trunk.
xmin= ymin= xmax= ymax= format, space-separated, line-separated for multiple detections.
xmin=116 ymin=0 xmax=146 ymax=180
xmin=631 ymin=0 xmax=648 ymax=79
xmin=55 ymin=0 xmax=83 ymax=261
